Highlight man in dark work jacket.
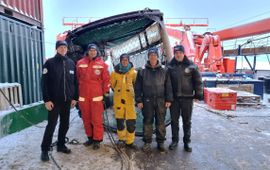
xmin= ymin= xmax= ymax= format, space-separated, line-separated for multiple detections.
xmin=135 ymin=47 xmax=173 ymax=153
xmin=167 ymin=45 xmax=203 ymax=152
xmin=40 ymin=40 xmax=78 ymax=161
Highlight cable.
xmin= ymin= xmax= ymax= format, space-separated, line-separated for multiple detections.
xmin=49 ymin=152 xmax=62 ymax=170
xmin=49 ymin=146 xmax=62 ymax=170
xmin=103 ymin=109 xmax=126 ymax=170
xmin=68 ymin=109 xmax=79 ymax=127
xmin=103 ymin=103 xmax=132 ymax=170
xmin=49 ymin=137 xmax=82 ymax=170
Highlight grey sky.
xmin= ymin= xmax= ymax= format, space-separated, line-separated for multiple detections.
xmin=43 ymin=0 xmax=270 ymax=57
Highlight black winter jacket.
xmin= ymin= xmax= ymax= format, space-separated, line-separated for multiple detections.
xmin=41 ymin=53 xmax=78 ymax=104
xmin=167 ymin=56 xmax=203 ymax=100
xmin=135 ymin=61 xmax=173 ymax=103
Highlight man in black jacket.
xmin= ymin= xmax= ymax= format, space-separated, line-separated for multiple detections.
xmin=135 ymin=47 xmax=173 ymax=152
xmin=168 ymin=45 xmax=203 ymax=152
xmin=40 ymin=40 xmax=78 ymax=161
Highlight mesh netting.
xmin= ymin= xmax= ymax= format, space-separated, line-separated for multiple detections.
xmin=112 ymin=46 xmax=164 ymax=69
xmin=110 ymin=23 xmax=161 ymax=62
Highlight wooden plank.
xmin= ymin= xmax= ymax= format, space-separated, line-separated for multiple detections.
xmin=236 ymin=91 xmax=261 ymax=105
xmin=217 ymin=84 xmax=254 ymax=93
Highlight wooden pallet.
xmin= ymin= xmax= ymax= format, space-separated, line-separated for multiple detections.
xmin=236 ymin=91 xmax=261 ymax=105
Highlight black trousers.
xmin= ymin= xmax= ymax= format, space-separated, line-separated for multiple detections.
xmin=41 ymin=101 xmax=71 ymax=151
xmin=142 ymin=98 xmax=166 ymax=144
xmin=170 ymin=98 xmax=193 ymax=144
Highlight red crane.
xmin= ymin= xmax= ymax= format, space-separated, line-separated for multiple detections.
xmin=166 ymin=18 xmax=225 ymax=72
xmin=166 ymin=17 xmax=270 ymax=73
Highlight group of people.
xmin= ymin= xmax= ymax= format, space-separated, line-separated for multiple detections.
xmin=40 ymin=40 xmax=203 ymax=162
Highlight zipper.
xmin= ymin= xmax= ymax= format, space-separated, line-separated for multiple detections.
xmin=114 ymin=80 xmax=118 ymax=89
xmin=63 ymin=60 xmax=67 ymax=101
xmin=179 ymin=64 xmax=182 ymax=95
xmin=152 ymin=68 xmax=158 ymax=99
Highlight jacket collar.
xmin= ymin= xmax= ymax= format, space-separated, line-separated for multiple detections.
xmin=145 ymin=60 xmax=162 ymax=69
xmin=114 ymin=62 xmax=134 ymax=74
xmin=84 ymin=55 xmax=101 ymax=63
xmin=55 ymin=53 xmax=67 ymax=60
xmin=169 ymin=55 xmax=190 ymax=66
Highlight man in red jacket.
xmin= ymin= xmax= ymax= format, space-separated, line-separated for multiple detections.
xmin=77 ymin=44 xmax=110 ymax=150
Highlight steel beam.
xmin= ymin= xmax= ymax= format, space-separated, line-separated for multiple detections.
xmin=214 ymin=18 xmax=270 ymax=40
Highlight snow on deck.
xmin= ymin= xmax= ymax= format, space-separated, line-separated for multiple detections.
xmin=0 ymin=103 xmax=270 ymax=170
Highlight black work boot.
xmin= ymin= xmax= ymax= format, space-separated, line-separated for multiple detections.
xmin=93 ymin=141 xmax=100 ymax=150
xmin=169 ymin=141 xmax=178 ymax=150
xmin=184 ymin=143 xmax=192 ymax=152
xmin=157 ymin=143 xmax=166 ymax=153
xmin=83 ymin=137 xmax=93 ymax=147
xmin=142 ymin=143 xmax=151 ymax=152
xmin=126 ymin=143 xmax=138 ymax=150
xmin=40 ymin=151 xmax=49 ymax=161
xmin=117 ymin=140 xmax=126 ymax=148
xmin=57 ymin=145 xmax=71 ymax=154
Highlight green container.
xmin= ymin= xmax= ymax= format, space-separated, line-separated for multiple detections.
xmin=0 ymin=102 xmax=47 ymax=138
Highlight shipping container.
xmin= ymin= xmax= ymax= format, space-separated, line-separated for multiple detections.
xmin=0 ymin=0 xmax=43 ymax=28
xmin=0 ymin=14 xmax=45 ymax=105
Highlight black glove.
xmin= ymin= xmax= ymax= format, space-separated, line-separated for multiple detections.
xmin=103 ymin=93 xmax=111 ymax=109
xmin=194 ymin=93 xmax=204 ymax=101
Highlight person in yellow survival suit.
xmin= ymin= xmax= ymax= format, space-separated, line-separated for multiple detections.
xmin=110 ymin=53 xmax=137 ymax=148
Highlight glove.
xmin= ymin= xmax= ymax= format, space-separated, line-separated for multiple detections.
xmin=194 ymin=93 xmax=204 ymax=101
xmin=104 ymin=92 xmax=109 ymax=97
xmin=103 ymin=92 xmax=111 ymax=109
